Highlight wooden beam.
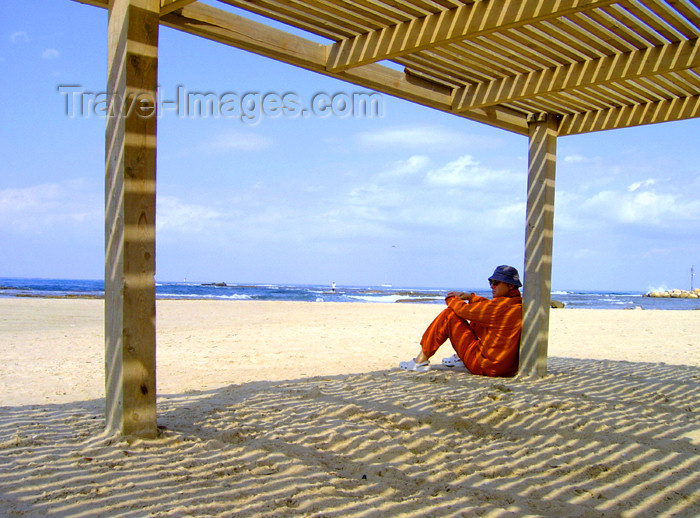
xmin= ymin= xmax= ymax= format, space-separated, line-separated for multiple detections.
xmin=520 ymin=113 xmax=558 ymax=379
xmin=455 ymin=39 xmax=700 ymax=111
xmin=164 ymin=3 xmax=327 ymax=71
xmin=69 ymin=1 xmax=529 ymax=130
xmin=70 ymin=0 xmax=700 ymax=134
xmin=72 ymin=0 xmax=108 ymax=7
xmin=105 ymin=0 xmax=159 ymax=438
xmin=326 ymin=0 xmax=618 ymax=73
xmin=160 ymin=3 xmax=530 ymax=134
xmin=558 ymin=93 xmax=700 ymax=135
xmin=72 ymin=0 xmax=195 ymax=13
xmin=161 ymin=0 xmax=197 ymax=16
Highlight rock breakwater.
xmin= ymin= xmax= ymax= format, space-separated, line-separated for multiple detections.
xmin=645 ymin=288 xmax=700 ymax=299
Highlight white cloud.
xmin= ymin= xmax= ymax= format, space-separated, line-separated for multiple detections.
xmin=41 ymin=48 xmax=59 ymax=59
xmin=424 ymin=155 xmax=518 ymax=188
xmin=627 ymin=178 xmax=655 ymax=192
xmin=377 ymin=155 xmax=429 ymax=180
xmin=564 ymin=154 xmax=585 ymax=163
xmin=347 ymin=182 xmax=405 ymax=213
xmin=356 ymin=125 xmax=502 ymax=150
xmin=156 ymin=195 xmax=226 ymax=235
xmin=0 ymin=180 xmax=100 ymax=234
xmin=581 ymin=189 xmax=700 ymax=226
xmin=483 ymin=202 xmax=527 ymax=229
xmin=10 ymin=31 xmax=28 ymax=43
xmin=0 ymin=183 xmax=59 ymax=212
xmin=155 ymin=190 xmax=313 ymax=244
xmin=342 ymin=155 xmax=431 ymax=219
xmin=314 ymin=153 xmax=526 ymax=245
xmin=621 ymin=191 xmax=685 ymax=223
xmin=424 ymin=155 xmax=479 ymax=187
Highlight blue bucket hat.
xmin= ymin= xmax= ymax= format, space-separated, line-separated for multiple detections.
xmin=489 ymin=265 xmax=522 ymax=288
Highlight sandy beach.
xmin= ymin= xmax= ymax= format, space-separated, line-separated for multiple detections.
xmin=0 ymin=298 xmax=698 ymax=516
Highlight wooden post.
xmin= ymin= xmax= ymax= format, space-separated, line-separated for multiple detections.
xmin=105 ymin=0 xmax=159 ymax=437
xmin=520 ymin=113 xmax=558 ymax=378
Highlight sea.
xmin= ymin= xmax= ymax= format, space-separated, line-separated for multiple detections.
xmin=1 ymin=278 xmax=699 ymax=310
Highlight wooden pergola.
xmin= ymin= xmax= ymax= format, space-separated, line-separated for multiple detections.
xmin=72 ymin=0 xmax=699 ymax=437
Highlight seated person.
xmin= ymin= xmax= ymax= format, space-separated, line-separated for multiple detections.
xmin=399 ymin=265 xmax=522 ymax=377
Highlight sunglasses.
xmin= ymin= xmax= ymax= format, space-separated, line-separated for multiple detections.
xmin=489 ymin=280 xmax=501 ymax=287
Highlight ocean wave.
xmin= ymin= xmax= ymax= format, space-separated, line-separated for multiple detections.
xmin=1 ymin=278 xmax=698 ymax=309
xmin=159 ymin=293 xmax=252 ymax=300
xmin=347 ymin=293 xmax=443 ymax=303
xmin=348 ymin=294 xmax=405 ymax=303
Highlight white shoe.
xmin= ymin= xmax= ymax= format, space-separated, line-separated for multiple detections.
xmin=442 ymin=354 xmax=465 ymax=368
xmin=399 ymin=358 xmax=430 ymax=372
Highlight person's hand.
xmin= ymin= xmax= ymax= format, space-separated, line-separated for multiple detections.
xmin=446 ymin=291 xmax=467 ymax=300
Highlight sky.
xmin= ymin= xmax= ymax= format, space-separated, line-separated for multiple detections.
xmin=1 ymin=0 xmax=699 ymax=292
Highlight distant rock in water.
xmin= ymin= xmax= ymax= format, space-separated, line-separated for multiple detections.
xmin=645 ymin=289 xmax=700 ymax=299
xmin=202 ymin=282 xmax=228 ymax=287
xmin=550 ymin=300 xmax=565 ymax=309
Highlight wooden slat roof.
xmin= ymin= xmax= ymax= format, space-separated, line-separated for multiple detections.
xmin=76 ymin=0 xmax=700 ymax=136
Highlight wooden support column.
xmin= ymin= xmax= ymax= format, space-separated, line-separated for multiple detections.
xmin=105 ymin=0 xmax=159 ymax=437
xmin=520 ymin=113 xmax=558 ymax=378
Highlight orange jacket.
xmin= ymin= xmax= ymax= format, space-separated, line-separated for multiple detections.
xmin=446 ymin=289 xmax=522 ymax=377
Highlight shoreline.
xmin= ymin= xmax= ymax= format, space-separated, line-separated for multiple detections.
xmin=6 ymin=278 xmax=700 ymax=311
xmin=2 ymin=291 xmax=700 ymax=310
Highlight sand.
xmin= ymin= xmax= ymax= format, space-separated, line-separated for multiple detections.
xmin=0 ymin=298 xmax=698 ymax=517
